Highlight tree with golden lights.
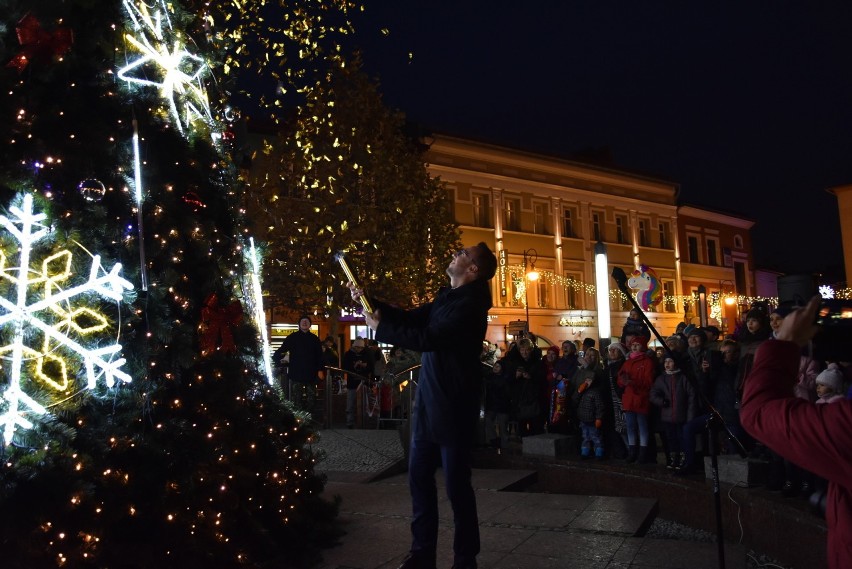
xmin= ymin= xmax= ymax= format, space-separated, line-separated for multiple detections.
xmin=0 ymin=1 xmax=344 ymax=567
xmin=246 ymin=56 xmax=461 ymax=319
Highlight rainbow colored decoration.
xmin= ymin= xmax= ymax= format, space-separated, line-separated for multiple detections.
xmin=627 ymin=264 xmax=663 ymax=311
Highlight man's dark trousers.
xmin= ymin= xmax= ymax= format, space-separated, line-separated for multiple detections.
xmin=408 ymin=437 xmax=480 ymax=566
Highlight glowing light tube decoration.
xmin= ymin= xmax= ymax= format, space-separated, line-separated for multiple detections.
xmin=334 ymin=252 xmax=373 ymax=314
xmin=594 ymin=241 xmax=612 ymax=341
xmin=132 ymin=118 xmax=149 ymax=291
xmin=248 ymin=238 xmax=273 ymax=384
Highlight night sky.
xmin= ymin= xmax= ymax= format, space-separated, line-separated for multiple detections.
xmin=352 ymin=2 xmax=852 ymax=280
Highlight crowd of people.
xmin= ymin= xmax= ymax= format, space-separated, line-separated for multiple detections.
xmin=482 ymin=304 xmax=851 ymax=492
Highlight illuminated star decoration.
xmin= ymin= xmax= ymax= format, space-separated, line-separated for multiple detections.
xmin=118 ymin=0 xmax=213 ymax=135
xmin=0 ymin=194 xmax=134 ymax=445
xmin=819 ymin=285 xmax=835 ymax=299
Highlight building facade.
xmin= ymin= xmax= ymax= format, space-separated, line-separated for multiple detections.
xmin=676 ymin=205 xmax=756 ymax=336
xmin=425 ymin=135 xmax=756 ymax=349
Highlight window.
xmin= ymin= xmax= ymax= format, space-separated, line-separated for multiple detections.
xmin=564 ymin=273 xmax=583 ymax=309
xmin=662 ymin=280 xmax=677 ymax=313
xmin=734 ymin=261 xmax=747 ymax=296
xmin=615 ymin=216 xmax=626 ymax=244
xmin=537 ymin=280 xmax=549 ymax=308
xmin=592 ymin=212 xmax=602 ymax=241
xmin=638 ymin=219 xmax=648 ymax=247
xmin=658 ymin=221 xmax=670 ymax=249
xmin=473 ymin=193 xmax=490 ymax=228
xmin=706 ymin=237 xmax=720 ymax=266
xmin=563 ymin=208 xmax=574 ymax=238
xmin=533 ymin=202 xmax=548 ymax=234
xmin=504 ymin=198 xmax=520 ymax=231
xmin=687 ymin=235 xmax=701 ymax=263
xmin=734 ymin=235 xmax=744 ymax=249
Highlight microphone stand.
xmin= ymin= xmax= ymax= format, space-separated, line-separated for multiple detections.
xmin=611 ymin=267 xmax=746 ymax=569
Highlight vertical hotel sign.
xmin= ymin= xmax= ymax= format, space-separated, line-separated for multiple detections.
xmin=499 ymin=248 xmax=508 ymax=298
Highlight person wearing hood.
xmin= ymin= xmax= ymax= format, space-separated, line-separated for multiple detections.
xmin=349 ymin=242 xmax=497 ymax=569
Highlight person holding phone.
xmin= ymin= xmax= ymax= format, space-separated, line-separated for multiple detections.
xmin=741 ymin=296 xmax=852 ymax=569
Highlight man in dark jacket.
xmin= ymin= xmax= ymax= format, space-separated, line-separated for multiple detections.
xmin=349 ymin=242 xmax=497 ymax=569
xmin=272 ymin=315 xmax=324 ymax=411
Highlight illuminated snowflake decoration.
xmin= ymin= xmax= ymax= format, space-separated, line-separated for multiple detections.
xmin=0 ymin=195 xmax=134 ymax=444
xmin=118 ymin=0 xmax=213 ymax=135
xmin=819 ymin=285 xmax=835 ymax=299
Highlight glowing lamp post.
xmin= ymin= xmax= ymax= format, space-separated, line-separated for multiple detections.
xmin=594 ymin=242 xmax=611 ymax=342
xmin=523 ymin=248 xmax=538 ymax=334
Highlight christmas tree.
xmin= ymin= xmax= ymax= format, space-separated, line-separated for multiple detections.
xmin=0 ymin=1 xmax=342 ymax=567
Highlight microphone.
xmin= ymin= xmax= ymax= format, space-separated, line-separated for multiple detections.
xmin=334 ymin=251 xmax=374 ymax=314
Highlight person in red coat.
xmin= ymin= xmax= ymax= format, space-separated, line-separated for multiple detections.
xmin=741 ymin=296 xmax=852 ymax=569
xmin=617 ymin=336 xmax=656 ymax=463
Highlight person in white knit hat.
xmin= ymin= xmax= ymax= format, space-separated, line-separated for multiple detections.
xmin=816 ymin=364 xmax=846 ymax=405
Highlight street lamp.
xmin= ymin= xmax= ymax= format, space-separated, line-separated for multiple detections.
xmin=522 ymin=248 xmax=538 ymax=334
xmin=720 ymin=279 xmax=737 ymax=306
xmin=594 ymin=242 xmax=611 ymax=341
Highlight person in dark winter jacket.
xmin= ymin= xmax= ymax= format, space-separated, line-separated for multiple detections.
xmin=348 ymin=242 xmax=497 ymax=569
xmin=650 ymin=355 xmax=696 ymax=469
xmin=272 ymin=315 xmax=324 ymax=411
xmin=621 ymin=308 xmax=651 ymax=345
xmin=572 ymin=348 xmax=607 ymax=459
xmin=507 ymin=338 xmax=547 ymax=437
xmin=484 ymin=360 xmax=511 ymax=449
xmin=677 ymin=328 xmax=722 ymax=474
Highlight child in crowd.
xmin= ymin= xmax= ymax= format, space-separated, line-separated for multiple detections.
xmin=650 ymin=355 xmax=696 ymax=469
xmin=816 ymin=364 xmax=846 ymax=405
xmin=572 ymin=348 xmax=606 ymax=459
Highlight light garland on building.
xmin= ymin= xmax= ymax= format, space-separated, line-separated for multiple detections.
xmin=506 ymin=264 xmax=837 ymax=312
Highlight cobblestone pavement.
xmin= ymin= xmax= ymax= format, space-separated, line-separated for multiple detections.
xmin=312 ymin=428 xmax=405 ymax=477
xmin=312 ymin=429 xmax=747 ymax=569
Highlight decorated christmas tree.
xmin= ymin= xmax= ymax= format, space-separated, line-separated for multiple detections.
xmin=0 ymin=1 xmax=343 ymax=566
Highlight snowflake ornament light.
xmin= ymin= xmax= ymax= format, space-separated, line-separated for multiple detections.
xmin=118 ymin=0 xmax=213 ymax=135
xmin=819 ymin=285 xmax=835 ymax=299
xmin=0 ymin=194 xmax=134 ymax=445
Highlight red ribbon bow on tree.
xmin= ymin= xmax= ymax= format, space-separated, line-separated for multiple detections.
xmin=7 ymin=13 xmax=74 ymax=73
xmin=199 ymin=293 xmax=243 ymax=356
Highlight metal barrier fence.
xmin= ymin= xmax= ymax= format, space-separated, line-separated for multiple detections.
xmin=323 ymin=365 xmax=420 ymax=431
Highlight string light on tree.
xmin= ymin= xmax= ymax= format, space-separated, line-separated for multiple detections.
xmin=0 ymin=194 xmax=133 ymax=445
